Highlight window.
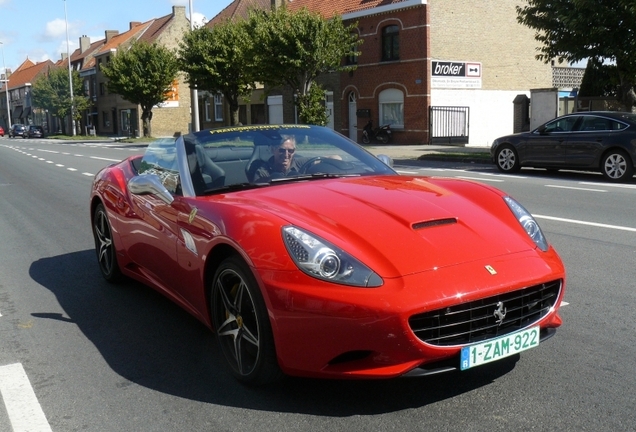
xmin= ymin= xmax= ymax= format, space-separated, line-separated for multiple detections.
xmin=214 ymin=94 xmax=223 ymax=121
xmin=102 ymin=111 xmax=110 ymax=127
xmin=382 ymin=25 xmax=400 ymax=61
xmin=379 ymin=89 xmax=404 ymax=128
xmin=542 ymin=116 xmax=578 ymax=133
xmin=99 ymin=83 xmax=105 ymax=96
xmin=204 ymin=99 xmax=211 ymax=122
xmin=347 ymin=35 xmax=358 ymax=65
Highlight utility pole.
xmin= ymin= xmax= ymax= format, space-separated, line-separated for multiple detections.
xmin=189 ymin=0 xmax=200 ymax=132
xmin=0 ymin=42 xmax=11 ymax=129
xmin=64 ymin=0 xmax=76 ymax=136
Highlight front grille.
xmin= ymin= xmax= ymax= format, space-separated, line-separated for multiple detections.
xmin=409 ymin=280 xmax=562 ymax=346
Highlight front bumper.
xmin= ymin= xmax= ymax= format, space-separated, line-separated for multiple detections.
xmin=258 ymin=248 xmax=565 ymax=379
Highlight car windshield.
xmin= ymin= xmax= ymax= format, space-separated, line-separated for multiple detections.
xmin=138 ymin=125 xmax=396 ymax=197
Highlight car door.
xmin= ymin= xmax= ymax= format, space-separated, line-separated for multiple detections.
xmin=123 ymin=140 xmax=182 ymax=291
xmin=565 ymin=115 xmax=613 ymax=167
xmin=521 ymin=116 xmax=580 ymax=166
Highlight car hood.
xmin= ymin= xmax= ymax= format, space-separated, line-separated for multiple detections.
xmin=225 ymin=176 xmax=536 ymax=278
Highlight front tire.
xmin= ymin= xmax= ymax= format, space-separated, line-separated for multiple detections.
xmin=495 ymin=145 xmax=520 ymax=173
xmin=92 ymin=203 xmax=123 ymax=283
xmin=601 ymin=150 xmax=633 ymax=182
xmin=211 ymin=256 xmax=282 ymax=385
xmin=361 ymin=132 xmax=370 ymax=144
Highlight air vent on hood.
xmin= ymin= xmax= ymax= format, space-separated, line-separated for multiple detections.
xmin=412 ymin=218 xmax=457 ymax=230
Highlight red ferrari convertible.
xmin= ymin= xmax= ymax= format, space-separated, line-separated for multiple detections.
xmin=90 ymin=125 xmax=565 ymax=384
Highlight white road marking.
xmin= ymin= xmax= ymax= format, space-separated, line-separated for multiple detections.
xmin=534 ymin=214 xmax=636 ymax=232
xmin=83 ymin=172 xmax=94 ymax=177
xmin=457 ymin=176 xmax=504 ymax=182
xmin=580 ymin=181 xmax=636 ymax=189
xmin=90 ymin=156 xmax=121 ymax=162
xmin=0 ymin=363 xmax=52 ymax=432
xmin=545 ymin=185 xmax=607 ymax=192
xmin=67 ymin=168 xmax=77 ymax=172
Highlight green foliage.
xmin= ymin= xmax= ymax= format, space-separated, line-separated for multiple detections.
xmin=296 ymin=84 xmax=328 ymax=125
xmin=32 ymin=66 xmax=87 ymax=135
xmin=179 ymin=20 xmax=255 ymax=126
xmin=517 ymin=0 xmax=636 ymax=111
xmin=247 ymin=7 xmax=362 ymax=124
xmin=101 ymin=41 xmax=179 ymax=137
xmin=578 ymin=59 xmax=618 ymax=98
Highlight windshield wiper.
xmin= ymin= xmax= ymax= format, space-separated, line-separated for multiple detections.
xmin=269 ymin=173 xmax=361 ymax=183
xmin=202 ymin=182 xmax=267 ymax=194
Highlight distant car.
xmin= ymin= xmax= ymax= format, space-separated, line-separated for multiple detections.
xmin=26 ymin=125 xmax=44 ymax=138
xmin=0 ymin=125 xmax=4 ymax=137
xmin=8 ymin=124 xmax=27 ymax=139
xmin=491 ymin=111 xmax=636 ymax=182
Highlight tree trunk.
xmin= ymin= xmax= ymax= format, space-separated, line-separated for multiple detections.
xmin=141 ymin=108 xmax=153 ymax=137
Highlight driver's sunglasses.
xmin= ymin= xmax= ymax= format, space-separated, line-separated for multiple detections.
xmin=277 ymin=148 xmax=296 ymax=155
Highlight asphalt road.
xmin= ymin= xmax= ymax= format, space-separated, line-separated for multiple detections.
xmin=1 ymin=137 xmax=635 ymax=431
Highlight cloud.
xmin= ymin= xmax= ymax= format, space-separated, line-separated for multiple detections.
xmin=45 ymin=19 xmax=69 ymax=39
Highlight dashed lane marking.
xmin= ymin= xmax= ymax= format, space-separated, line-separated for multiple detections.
xmin=0 ymin=363 xmax=52 ymax=432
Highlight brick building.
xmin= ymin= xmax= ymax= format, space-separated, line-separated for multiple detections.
xmin=206 ymin=0 xmax=579 ymax=145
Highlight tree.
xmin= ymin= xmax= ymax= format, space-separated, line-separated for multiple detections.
xmin=179 ymin=20 xmax=255 ymax=126
xmin=578 ymin=59 xmax=618 ymax=98
xmin=32 ymin=67 xmax=88 ymax=135
xmin=247 ymin=7 xmax=361 ymax=124
xmin=517 ymin=0 xmax=636 ymax=112
xmin=101 ymin=41 xmax=180 ymax=137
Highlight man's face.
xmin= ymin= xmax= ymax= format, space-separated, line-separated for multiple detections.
xmin=272 ymin=139 xmax=296 ymax=172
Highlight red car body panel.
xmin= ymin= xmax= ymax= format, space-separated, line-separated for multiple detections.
xmin=91 ymin=152 xmax=565 ymax=379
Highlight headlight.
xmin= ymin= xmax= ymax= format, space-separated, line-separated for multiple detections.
xmin=504 ymin=196 xmax=549 ymax=251
xmin=282 ymin=226 xmax=383 ymax=287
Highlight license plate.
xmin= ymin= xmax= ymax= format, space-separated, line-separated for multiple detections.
xmin=460 ymin=326 xmax=540 ymax=370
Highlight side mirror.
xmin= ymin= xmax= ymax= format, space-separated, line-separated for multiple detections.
xmin=128 ymin=174 xmax=174 ymax=205
xmin=376 ymin=154 xmax=394 ymax=167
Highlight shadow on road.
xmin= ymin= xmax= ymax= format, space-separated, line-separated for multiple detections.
xmin=29 ymin=249 xmax=518 ymax=415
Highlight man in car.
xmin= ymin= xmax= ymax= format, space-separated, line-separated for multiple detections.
xmin=252 ymin=135 xmax=310 ymax=182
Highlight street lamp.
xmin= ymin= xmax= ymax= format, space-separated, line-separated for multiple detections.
xmin=64 ymin=0 xmax=76 ymax=136
xmin=189 ymin=0 xmax=200 ymax=132
xmin=0 ymin=41 xmax=11 ymax=130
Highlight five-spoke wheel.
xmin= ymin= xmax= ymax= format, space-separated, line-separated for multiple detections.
xmin=211 ymin=256 xmax=282 ymax=385
xmin=92 ymin=203 xmax=123 ymax=282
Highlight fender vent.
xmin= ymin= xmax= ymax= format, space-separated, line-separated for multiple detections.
xmin=412 ymin=218 xmax=457 ymax=230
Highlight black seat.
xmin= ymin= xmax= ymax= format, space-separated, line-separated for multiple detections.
xmin=195 ymin=145 xmax=225 ymax=188
xmin=245 ymin=135 xmax=273 ymax=182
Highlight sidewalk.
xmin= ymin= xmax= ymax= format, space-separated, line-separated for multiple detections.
xmin=363 ymin=144 xmax=492 ymax=163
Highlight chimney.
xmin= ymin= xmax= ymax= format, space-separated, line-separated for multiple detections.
xmin=105 ymin=30 xmax=119 ymax=43
xmin=173 ymin=5 xmax=186 ymax=17
xmin=129 ymin=22 xmax=141 ymax=30
xmin=61 ymin=53 xmax=68 ymax=61
xmin=80 ymin=35 xmax=91 ymax=54
xmin=271 ymin=0 xmax=286 ymax=10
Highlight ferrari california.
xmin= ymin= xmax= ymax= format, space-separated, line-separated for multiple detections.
xmin=90 ymin=125 xmax=566 ymax=384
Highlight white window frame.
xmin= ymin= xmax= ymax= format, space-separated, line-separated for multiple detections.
xmin=379 ymin=88 xmax=404 ymax=129
xmin=214 ymin=94 xmax=223 ymax=122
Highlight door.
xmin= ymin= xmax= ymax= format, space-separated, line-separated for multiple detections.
xmin=325 ymin=91 xmax=334 ymax=130
xmin=565 ymin=115 xmax=612 ymax=167
xmin=521 ymin=115 xmax=579 ymax=166
xmin=348 ymin=92 xmax=357 ymax=141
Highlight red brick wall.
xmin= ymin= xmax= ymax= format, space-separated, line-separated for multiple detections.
xmin=341 ymin=5 xmax=430 ymax=144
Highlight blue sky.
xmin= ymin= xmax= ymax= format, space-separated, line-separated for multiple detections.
xmin=0 ymin=0 xmax=233 ymax=72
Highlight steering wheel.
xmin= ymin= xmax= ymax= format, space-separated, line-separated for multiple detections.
xmin=298 ymin=156 xmax=323 ymax=173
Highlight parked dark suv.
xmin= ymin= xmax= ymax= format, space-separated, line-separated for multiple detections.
xmin=9 ymin=124 xmax=27 ymax=138
xmin=27 ymin=125 xmax=44 ymax=138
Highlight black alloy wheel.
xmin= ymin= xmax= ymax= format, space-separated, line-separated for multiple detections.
xmin=92 ymin=203 xmax=123 ymax=283
xmin=211 ymin=256 xmax=282 ymax=385
xmin=495 ymin=144 xmax=521 ymax=173
xmin=601 ymin=150 xmax=634 ymax=182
